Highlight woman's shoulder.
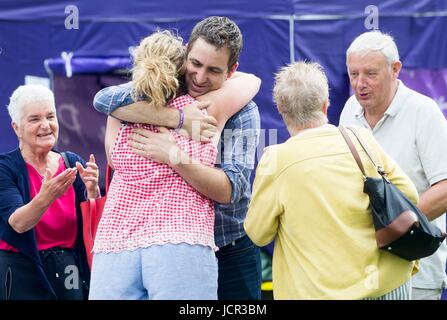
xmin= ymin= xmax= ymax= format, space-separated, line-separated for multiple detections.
xmin=0 ymin=149 xmax=26 ymax=182
xmin=0 ymin=147 xmax=20 ymax=158
xmin=0 ymin=148 xmax=23 ymax=168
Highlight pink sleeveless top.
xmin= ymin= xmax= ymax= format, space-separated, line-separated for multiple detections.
xmin=0 ymin=156 xmax=77 ymax=251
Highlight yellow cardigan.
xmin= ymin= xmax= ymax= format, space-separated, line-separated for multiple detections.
xmin=245 ymin=126 xmax=419 ymax=299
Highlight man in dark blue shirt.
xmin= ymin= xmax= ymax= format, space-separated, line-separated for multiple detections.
xmin=93 ymin=16 xmax=261 ymax=300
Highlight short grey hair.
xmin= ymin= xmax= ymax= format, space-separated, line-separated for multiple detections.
xmin=273 ymin=61 xmax=329 ymax=128
xmin=7 ymin=85 xmax=55 ymax=124
xmin=346 ymin=31 xmax=399 ymax=65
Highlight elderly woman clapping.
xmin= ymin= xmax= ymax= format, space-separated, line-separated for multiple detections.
xmin=0 ymin=85 xmax=99 ymax=300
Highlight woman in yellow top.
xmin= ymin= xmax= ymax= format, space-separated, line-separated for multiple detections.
xmin=244 ymin=61 xmax=419 ymax=300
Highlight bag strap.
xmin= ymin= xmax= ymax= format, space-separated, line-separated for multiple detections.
xmin=105 ymin=165 xmax=112 ymax=194
xmin=88 ymin=198 xmax=97 ymax=239
xmin=338 ymin=126 xmax=367 ymax=179
xmin=339 ymin=126 xmax=389 ymax=181
xmin=61 ymin=151 xmax=71 ymax=170
xmin=345 ymin=126 xmax=389 ymax=180
xmin=345 ymin=127 xmax=382 ymax=172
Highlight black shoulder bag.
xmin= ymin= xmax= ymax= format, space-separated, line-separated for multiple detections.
xmin=339 ymin=126 xmax=446 ymax=261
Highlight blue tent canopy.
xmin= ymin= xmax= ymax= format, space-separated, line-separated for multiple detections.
xmin=1 ymin=0 xmax=447 ymax=153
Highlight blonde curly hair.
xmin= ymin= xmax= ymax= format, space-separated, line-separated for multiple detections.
xmin=131 ymin=30 xmax=186 ymax=107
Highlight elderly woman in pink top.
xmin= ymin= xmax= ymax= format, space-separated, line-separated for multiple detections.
xmin=88 ymin=30 xmax=260 ymax=300
xmin=0 ymin=85 xmax=100 ymax=300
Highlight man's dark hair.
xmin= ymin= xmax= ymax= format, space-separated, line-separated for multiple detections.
xmin=187 ymin=16 xmax=243 ymax=70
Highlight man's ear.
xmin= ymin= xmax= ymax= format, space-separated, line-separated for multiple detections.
xmin=392 ymin=60 xmax=402 ymax=79
xmin=227 ymin=62 xmax=239 ymax=79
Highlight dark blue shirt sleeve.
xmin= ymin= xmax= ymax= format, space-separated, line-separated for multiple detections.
xmin=216 ymin=103 xmax=261 ymax=204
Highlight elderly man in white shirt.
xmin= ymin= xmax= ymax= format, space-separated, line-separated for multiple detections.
xmin=340 ymin=30 xmax=447 ymax=300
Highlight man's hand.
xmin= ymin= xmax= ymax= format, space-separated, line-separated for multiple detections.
xmin=128 ymin=127 xmax=186 ymax=165
xmin=181 ymin=101 xmax=218 ymax=142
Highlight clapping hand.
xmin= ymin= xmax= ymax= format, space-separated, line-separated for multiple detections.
xmin=40 ymin=167 xmax=77 ymax=203
xmin=76 ymin=154 xmax=99 ymax=199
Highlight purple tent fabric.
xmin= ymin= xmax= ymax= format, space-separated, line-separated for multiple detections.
xmin=52 ymin=74 xmax=127 ymax=191
xmin=400 ymin=69 xmax=447 ymax=119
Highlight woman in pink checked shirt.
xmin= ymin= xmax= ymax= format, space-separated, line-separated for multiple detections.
xmin=88 ymin=30 xmax=260 ymax=300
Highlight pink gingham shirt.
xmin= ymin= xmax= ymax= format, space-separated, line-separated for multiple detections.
xmin=93 ymin=95 xmax=218 ymax=253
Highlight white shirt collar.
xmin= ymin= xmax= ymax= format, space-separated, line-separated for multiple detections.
xmin=353 ymin=79 xmax=409 ymax=119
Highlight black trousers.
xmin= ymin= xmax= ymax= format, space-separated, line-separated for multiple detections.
xmin=215 ymin=235 xmax=262 ymax=300
xmin=0 ymin=248 xmax=84 ymax=300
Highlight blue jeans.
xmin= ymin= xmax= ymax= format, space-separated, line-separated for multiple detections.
xmin=89 ymin=243 xmax=218 ymax=300
xmin=216 ymin=235 xmax=261 ymax=300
